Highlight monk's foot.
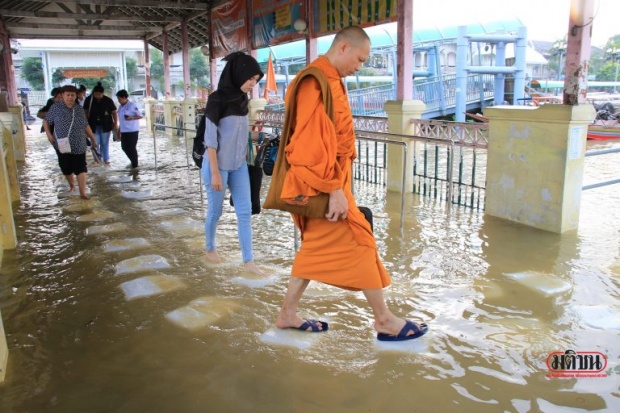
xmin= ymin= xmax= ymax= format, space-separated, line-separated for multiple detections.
xmin=204 ymin=250 xmax=223 ymax=263
xmin=374 ymin=317 xmax=425 ymax=337
xmin=242 ymin=262 xmax=265 ymax=276
xmin=276 ymin=312 xmax=327 ymax=332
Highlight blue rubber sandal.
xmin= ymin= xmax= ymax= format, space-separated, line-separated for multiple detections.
xmin=295 ymin=319 xmax=329 ymax=332
xmin=377 ymin=320 xmax=428 ymax=341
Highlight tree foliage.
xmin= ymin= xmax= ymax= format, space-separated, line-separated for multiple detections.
xmin=189 ymin=48 xmax=209 ymax=87
xmin=126 ymin=56 xmax=138 ymax=80
xmin=20 ymin=57 xmax=45 ymax=90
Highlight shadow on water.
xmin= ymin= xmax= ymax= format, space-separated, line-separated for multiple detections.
xmin=0 ymin=126 xmax=618 ymax=412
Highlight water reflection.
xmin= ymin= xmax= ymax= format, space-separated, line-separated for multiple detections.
xmin=0 ymin=129 xmax=618 ymax=412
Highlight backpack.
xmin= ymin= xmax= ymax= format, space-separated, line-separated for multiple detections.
xmin=254 ymin=133 xmax=280 ymax=176
xmin=192 ymin=114 xmax=207 ymax=168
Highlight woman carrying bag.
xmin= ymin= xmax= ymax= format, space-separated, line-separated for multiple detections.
xmin=43 ymin=85 xmax=98 ymax=200
xmin=84 ymin=82 xmax=118 ymax=165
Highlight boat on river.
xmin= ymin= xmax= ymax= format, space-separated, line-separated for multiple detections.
xmin=587 ymin=120 xmax=620 ymax=140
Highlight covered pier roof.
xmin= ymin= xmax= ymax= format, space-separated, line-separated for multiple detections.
xmin=0 ymin=0 xmax=214 ymax=54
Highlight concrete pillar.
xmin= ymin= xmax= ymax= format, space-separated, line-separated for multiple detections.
xmin=143 ymin=97 xmax=156 ymax=135
xmin=8 ymin=105 xmax=26 ymax=161
xmin=0 ymin=114 xmax=20 ymax=202
xmin=162 ymin=99 xmax=181 ymax=138
xmin=384 ymin=99 xmax=426 ymax=192
xmin=0 ymin=310 xmax=7 ymax=383
xmin=182 ymin=97 xmax=197 ymax=139
xmin=248 ymin=98 xmax=268 ymax=123
xmin=0 ymin=119 xmax=17 ymax=249
xmin=484 ymin=104 xmax=596 ymax=233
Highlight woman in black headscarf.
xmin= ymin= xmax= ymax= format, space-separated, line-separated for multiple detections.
xmin=201 ymin=52 xmax=265 ymax=275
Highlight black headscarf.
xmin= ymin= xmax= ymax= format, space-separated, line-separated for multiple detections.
xmin=205 ymin=52 xmax=264 ymax=124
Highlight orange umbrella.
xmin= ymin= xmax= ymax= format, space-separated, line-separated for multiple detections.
xmin=263 ymin=52 xmax=277 ymax=99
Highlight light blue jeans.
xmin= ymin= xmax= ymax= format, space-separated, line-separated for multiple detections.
xmin=201 ymin=159 xmax=253 ymax=263
xmin=94 ymin=126 xmax=111 ymax=162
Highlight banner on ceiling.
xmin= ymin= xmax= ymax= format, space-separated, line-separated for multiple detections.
xmin=211 ymin=1 xmax=249 ymax=59
xmin=312 ymin=0 xmax=396 ymax=36
xmin=252 ymin=0 xmax=305 ymax=48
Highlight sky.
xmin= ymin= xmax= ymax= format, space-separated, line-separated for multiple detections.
xmin=413 ymin=0 xmax=620 ymax=47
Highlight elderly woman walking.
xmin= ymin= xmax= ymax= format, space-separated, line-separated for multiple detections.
xmin=43 ymin=85 xmax=98 ymax=200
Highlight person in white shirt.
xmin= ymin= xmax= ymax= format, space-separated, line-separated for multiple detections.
xmin=115 ymin=89 xmax=143 ymax=168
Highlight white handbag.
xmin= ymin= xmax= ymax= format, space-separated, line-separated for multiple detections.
xmin=55 ymin=107 xmax=76 ymax=154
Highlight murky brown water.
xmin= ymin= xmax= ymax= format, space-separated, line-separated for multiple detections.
xmin=0 ymin=125 xmax=618 ymax=412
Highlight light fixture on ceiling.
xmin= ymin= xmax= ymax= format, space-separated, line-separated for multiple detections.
xmin=293 ymin=18 xmax=307 ymax=34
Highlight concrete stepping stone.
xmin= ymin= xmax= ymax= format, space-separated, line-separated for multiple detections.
xmin=115 ymin=254 xmax=171 ymax=276
xmin=504 ymin=271 xmax=572 ymax=297
xmin=107 ymin=175 xmax=134 ymax=183
xmin=119 ymin=275 xmax=186 ymax=301
xmin=572 ymin=305 xmax=620 ymax=330
xmin=151 ymin=208 xmax=186 ymax=217
xmin=113 ymin=181 xmax=141 ymax=190
xmin=159 ymin=217 xmax=202 ymax=237
xmin=85 ymin=222 xmax=128 ymax=236
xmin=229 ymin=265 xmax=281 ymax=288
xmin=121 ymin=189 xmax=152 ymax=200
xmin=165 ymin=296 xmax=240 ymax=331
xmin=63 ymin=199 xmax=102 ymax=212
xmin=260 ymin=326 xmax=327 ymax=350
xmin=76 ymin=210 xmax=117 ymax=222
xmin=374 ymin=338 xmax=429 ymax=354
xmin=102 ymin=238 xmax=151 ymax=253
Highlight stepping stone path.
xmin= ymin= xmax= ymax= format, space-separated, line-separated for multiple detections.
xmin=165 ymin=296 xmax=241 ymax=331
xmin=119 ymin=275 xmax=186 ymax=301
xmin=116 ymin=254 xmax=171 ymax=276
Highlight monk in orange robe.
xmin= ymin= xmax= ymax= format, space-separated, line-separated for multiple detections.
xmin=275 ymin=26 xmax=428 ymax=341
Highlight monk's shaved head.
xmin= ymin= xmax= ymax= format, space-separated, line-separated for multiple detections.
xmin=325 ymin=25 xmax=371 ymax=78
xmin=331 ymin=26 xmax=371 ymax=49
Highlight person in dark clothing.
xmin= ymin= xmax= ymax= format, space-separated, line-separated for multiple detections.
xmin=83 ymin=82 xmax=118 ymax=165
xmin=37 ymin=87 xmax=62 ymax=133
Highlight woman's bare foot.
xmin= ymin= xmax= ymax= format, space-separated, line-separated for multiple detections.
xmin=242 ymin=261 xmax=265 ymax=276
xmin=204 ymin=250 xmax=223 ymax=263
xmin=80 ymin=193 xmax=90 ymax=200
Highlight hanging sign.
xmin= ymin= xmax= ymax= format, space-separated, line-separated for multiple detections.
xmin=62 ymin=69 xmax=108 ymax=78
xmin=211 ymin=1 xmax=248 ymax=59
xmin=311 ymin=0 xmax=396 ymax=36
xmin=252 ymin=0 xmax=305 ymax=48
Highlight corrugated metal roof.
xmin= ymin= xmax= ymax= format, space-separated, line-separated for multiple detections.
xmin=0 ymin=0 xmax=214 ymax=54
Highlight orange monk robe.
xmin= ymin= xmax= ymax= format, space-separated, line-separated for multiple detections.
xmin=282 ymin=56 xmax=390 ymax=291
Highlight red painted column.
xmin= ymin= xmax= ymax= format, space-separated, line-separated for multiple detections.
xmin=306 ymin=0 xmax=317 ymax=64
xmin=162 ymin=31 xmax=171 ymax=99
xmin=182 ymin=21 xmax=191 ymax=98
xmin=396 ymin=0 xmax=413 ymax=100
xmin=0 ymin=19 xmax=17 ymax=106
xmin=143 ymin=38 xmax=152 ymax=98
xmin=563 ymin=0 xmax=594 ymax=105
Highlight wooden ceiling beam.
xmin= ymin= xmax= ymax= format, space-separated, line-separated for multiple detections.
xmin=6 ymin=22 xmax=163 ymax=32
xmin=24 ymin=0 xmax=209 ymax=10
xmin=0 ymin=9 xmax=183 ymax=23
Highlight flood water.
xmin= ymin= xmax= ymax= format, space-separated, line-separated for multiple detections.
xmin=0 ymin=124 xmax=619 ymax=412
